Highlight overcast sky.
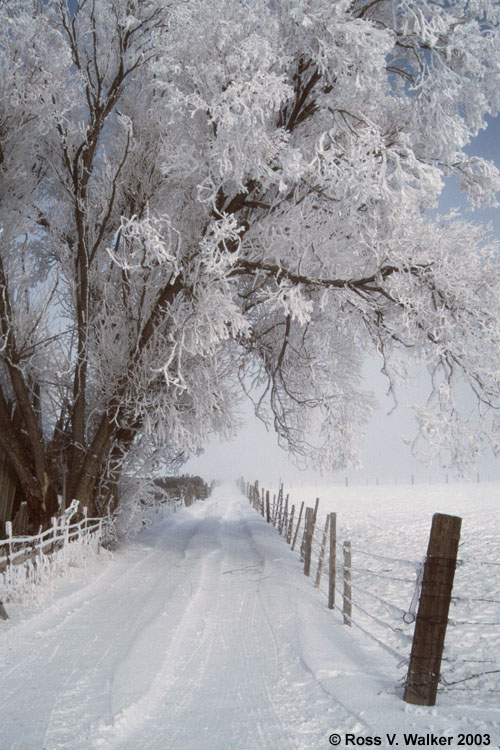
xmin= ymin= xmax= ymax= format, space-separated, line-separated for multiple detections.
xmin=184 ymin=115 xmax=500 ymax=487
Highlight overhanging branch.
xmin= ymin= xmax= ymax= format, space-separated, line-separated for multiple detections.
xmin=229 ymin=258 xmax=432 ymax=295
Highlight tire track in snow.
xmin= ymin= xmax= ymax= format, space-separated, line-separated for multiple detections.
xmin=1 ymin=491 xmax=375 ymax=750
xmin=241 ymin=511 xmax=375 ymax=747
xmin=155 ymin=513 xmax=293 ymax=750
xmin=0 ymin=515 xmax=202 ymax=750
xmin=41 ymin=516 xmax=207 ymax=750
xmin=90 ymin=517 xmax=228 ymax=749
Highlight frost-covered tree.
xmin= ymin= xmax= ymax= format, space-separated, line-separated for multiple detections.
xmin=1 ymin=0 xmax=500 ymax=528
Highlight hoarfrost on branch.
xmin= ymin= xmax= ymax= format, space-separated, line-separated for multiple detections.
xmin=1 ymin=0 xmax=500 ymax=524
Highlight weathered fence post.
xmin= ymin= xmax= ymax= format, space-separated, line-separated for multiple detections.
xmin=303 ymin=507 xmax=314 ymax=576
xmin=303 ymin=498 xmax=319 ymax=562
xmin=313 ymin=497 xmax=320 ymax=524
xmin=300 ymin=509 xmax=307 ymax=562
xmin=291 ymin=501 xmax=304 ymax=551
xmin=265 ymin=490 xmax=270 ymax=524
xmin=276 ymin=485 xmax=284 ymax=529
xmin=328 ymin=512 xmax=337 ymax=610
xmin=48 ymin=517 xmax=55 ymax=554
xmin=315 ymin=514 xmax=330 ymax=588
xmin=1 ymin=522 xmax=12 ymax=621
xmin=273 ymin=484 xmax=282 ymax=527
xmin=97 ymin=518 xmax=104 ymax=553
xmin=404 ymin=512 xmax=462 ymax=706
xmin=286 ymin=504 xmax=295 ymax=544
xmin=5 ymin=521 xmax=12 ymax=568
xmin=31 ymin=534 xmax=39 ymax=567
xmin=280 ymin=494 xmax=289 ymax=536
xmin=343 ymin=540 xmax=352 ymax=626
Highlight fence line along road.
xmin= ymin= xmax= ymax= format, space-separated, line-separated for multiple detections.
xmin=0 ymin=501 xmax=111 ymax=619
xmin=237 ymin=477 xmax=499 ymax=707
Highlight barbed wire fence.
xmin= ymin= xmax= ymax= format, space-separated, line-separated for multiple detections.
xmin=237 ymin=477 xmax=500 ymax=707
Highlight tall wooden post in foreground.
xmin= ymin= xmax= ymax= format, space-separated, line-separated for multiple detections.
xmin=342 ymin=540 xmax=352 ymax=626
xmin=286 ymin=505 xmax=295 ymax=544
xmin=327 ymin=512 xmax=337 ymax=610
xmin=404 ymin=512 xmax=462 ymax=706
xmin=315 ymin=515 xmax=330 ymax=588
xmin=303 ymin=507 xmax=314 ymax=577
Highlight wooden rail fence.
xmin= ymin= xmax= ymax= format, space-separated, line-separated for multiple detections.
xmin=0 ymin=501 xmax=111 ymax=619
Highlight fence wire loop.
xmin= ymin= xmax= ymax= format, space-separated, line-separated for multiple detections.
xmin=403 ymin=560 xmax=425 ymax=624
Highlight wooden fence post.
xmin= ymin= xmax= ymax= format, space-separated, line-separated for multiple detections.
xmin=315 ymin=514 xmax=330 ymax=587
xmin=265 ymin=490 xmax=270 ymax=524
xmin=328 ymin=513 xmax=337 ymax=610
xmin=287 ymin=504 xmax=295 ymax=544
xmin=303 ymin=498 xmax=319 ymax=561
xmin=97 ymin=519 xmax=103 ymax=553
xmin=5 ymin=521 xmax=12 ymax=568
xmin=277 ymin=486 xmax=284 ymax=529
xmin=273 ymin=484 xmax=282 ymax=527
xmin=31 ymin=535 xmax=38 ymax=567
xmin=291 ymin=501 xmax=304 ymax=551
xmin=303 ymin=507 xmax=314 ymax=576
xmin=313 ymin=497 xmax=320 ymax=524
xmin=0 ymin=599 xmax=8 ymax=621
xmin=300 ymin=511 xmax=307 ymax=561
xmin=280 ymin=495 xmax=289 ymax=536
xmin=343 ymin=540 xmax=352 ymax=626
xmin=1 ymin=522 xmax=12 ymax=620
xmin=404 ymin=512 xmax=462 ymax=706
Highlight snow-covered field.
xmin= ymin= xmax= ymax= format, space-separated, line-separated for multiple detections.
xmin=273 ymin=480 xmax=500 ymax=708
xmin=0 ymin=483 xmax=499 ymax=750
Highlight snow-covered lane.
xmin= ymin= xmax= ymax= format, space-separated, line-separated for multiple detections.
xmin=0 ymin=513 xmax=206 ymax=749
xmin=0 ymin=489 xmax=366 ymax=750
xmin=91 ymin=492 xmax=358 ymax=750
xmin=1 ymin=486 xmax=499 ymax=750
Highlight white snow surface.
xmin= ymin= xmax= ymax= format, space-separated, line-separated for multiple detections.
xmin=0 ymin=483 xmax=499 ymax=750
